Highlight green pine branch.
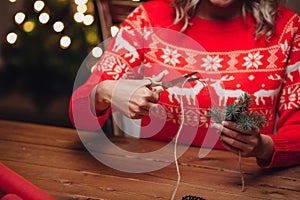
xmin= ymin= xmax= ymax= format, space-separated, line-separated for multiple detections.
xmin=207 ymin=92 xmax=267 ymax=131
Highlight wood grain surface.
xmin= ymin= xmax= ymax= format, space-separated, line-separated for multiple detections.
xmin=0 ymin=120 xmax=299 ymax=200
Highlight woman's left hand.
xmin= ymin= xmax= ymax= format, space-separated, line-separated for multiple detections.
xmin=214 ymin=121 xmax=274 ymax=161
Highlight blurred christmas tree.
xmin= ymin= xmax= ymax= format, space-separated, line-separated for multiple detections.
xmin=1 ymin=0 xmax=99 ymax=109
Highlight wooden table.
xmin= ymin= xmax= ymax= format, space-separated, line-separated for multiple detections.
xmin=0 ymin=120 xmax=299 ymax=200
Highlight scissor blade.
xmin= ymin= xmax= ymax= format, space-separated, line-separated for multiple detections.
xmin=162 ymin=72 xmax=198 ymax=89
xmin=183 ymin=71 xmax=198 ymax=78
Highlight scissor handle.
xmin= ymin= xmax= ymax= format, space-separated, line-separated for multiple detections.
xmin=145 ymin=77 xmax=163 ymax=88
xmin=153 ymin=88 xmax=164 ymax=99
xmin=144 ymin=77 xmax=164 ymax=99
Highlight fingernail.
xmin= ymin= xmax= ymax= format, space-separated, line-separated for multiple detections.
xmin=212 ymin=123 xmax=222 ymax=131
xmin=222 ymin=121 xmax=228 ymax=126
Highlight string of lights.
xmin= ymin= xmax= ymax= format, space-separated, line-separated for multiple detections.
xmin=6 ymin=0 xmax=95 ymax=49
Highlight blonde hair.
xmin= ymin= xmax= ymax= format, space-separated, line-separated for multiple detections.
xmin=171 ymin=0 xmax=281 ymax=40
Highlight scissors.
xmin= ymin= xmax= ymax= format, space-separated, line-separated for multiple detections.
xmin=147 ymin=71 xmax=200 ymax=95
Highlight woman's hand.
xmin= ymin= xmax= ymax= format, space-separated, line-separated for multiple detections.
xmin=214 ymin=121 xmax=274 ymax=162
xmin=93 ymin=79 xmax=160 ymax=119
xmin=92 ymin=70 xmax=168 ymax=119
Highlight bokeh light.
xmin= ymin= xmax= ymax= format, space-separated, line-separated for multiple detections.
xmin=6 ymin=32 xmax=18 ymax=44
xmin=73 ymin=12 xmax=84 ymax=23
xmin=53 ymin=21 xmax=64 ymax=32
xmin=77 ymin=4 xmax=87 ymax=13
xmin=39 ymin=12 xmax=50 ymax=24
xmin=92 ymin=47 xmax=103 ymax=58
xmin=110 ymin=25 xmax=120 ymax=37
xmin=23 ymin=21 xmax=36 ymax=32
xmin=34 ymin=0 xmax=45 ymax=12
xmin=14 ymin=12 xmax=26 ymax=24
xmin=74 ymin=0 xmax=88 ymax=5
xmin=86 ymin=31 xmax=98 ymax=44
xmin=60 ymin=35 xmax=71 ymax=49
xmin=83 ymin=14 xmax=94 ymax=26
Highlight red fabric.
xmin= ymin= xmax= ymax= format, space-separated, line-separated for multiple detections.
xmin=69 ymin=1 xmax=300 ymax=168
xmin=0 ymin=164 xmax=55 ymax=200
xmin=1 ymin=194 xmax=23 ymax=200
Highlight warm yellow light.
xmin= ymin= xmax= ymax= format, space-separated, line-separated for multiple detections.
xmin=60 ymin=35 xmax=71 ymax=49
xmin=34 ymin=0 xmax=45 ymax=12
xmin=83 ymin=14 xmax=94 ymax=26
xmin=39 ymin=12 xmax=50 ymax=24
xmin=92 ymin=47 xmax=103 ymax=58
xmin=77 ymin=4 xmax=87 ymax=13
xmin=9 ymin=0 xmax=17 ymax=3
xmin=110 ymin=25 xmax=120 ymax=37
xmin=86 ymin=31 xmax=98 ymax=44
xmin=75 ymin=0 xmax=88 ymax=5
xmin=73 ymin=12 xmax=84 ymax=23
xmin=6 ymin=32 xmax=18 ymax=44
xmin=23 ymin=21 xmax=35 ymax=32
xmin=53 ymin=21 xmax=64 ymax=32
xmin=15 ymin=12 xmax=26 ymax=24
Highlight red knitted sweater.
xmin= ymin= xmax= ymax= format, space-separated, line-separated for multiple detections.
xmin=69 ymin=0 xmax=300 ymax=168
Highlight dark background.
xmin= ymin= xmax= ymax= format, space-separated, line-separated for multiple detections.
xmin=0 ymin=0 xmax=99 ymax=127
xmin=0 ymin=0 xmax=299 ymax=128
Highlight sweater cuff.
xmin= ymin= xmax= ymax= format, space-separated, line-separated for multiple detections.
xmin=257 ymin=134 xmax=295 ymax=168
xmin=70 ymin=90 xmax=111 ymax=131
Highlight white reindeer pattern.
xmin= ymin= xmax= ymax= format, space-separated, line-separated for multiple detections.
xmin=285 ymin=61 xmax=300 ymax=82
xmin=112 ymin=26 xmax=139 ymax=63
xmin=167 ymin=79 xmax=205 ymax=105
xmin=210 ymin=75 xmax=282 ymax=106
xmin=210 ymin=75 xmax=245 ymax=106
xmin=253 ymin=87 xmax=281 ymax=105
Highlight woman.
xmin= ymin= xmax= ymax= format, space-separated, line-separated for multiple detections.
xmin=69 ymin=0 xmax=300 ymax=168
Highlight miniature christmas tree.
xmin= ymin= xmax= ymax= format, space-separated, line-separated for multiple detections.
xmin=207 ymin=92 xmax=267 ymax=131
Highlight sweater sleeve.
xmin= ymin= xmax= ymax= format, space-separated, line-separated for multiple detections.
xmin=258 ymin=14 xmax=300 ymax=168
xmin=69 ymin=5 xmax=151 ymax=131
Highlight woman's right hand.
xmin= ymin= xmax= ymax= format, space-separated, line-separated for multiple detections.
xmin=93 ymin=79 xmax=160 ymax=119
